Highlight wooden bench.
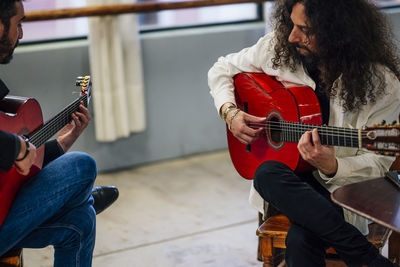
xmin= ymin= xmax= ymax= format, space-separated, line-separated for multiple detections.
xmin=257 ymin=214 xmax=392 ymax=267
xmin=0 ymin=249 xmax=23 ymax=267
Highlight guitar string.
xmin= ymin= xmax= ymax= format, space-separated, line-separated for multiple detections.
xmin=248 ymin=121 xmax=358 ymax=130
xmin=29 ymin=94 xmax=88 ymax=147
xmin=246 ymin=122 xmax=365 ymax=138
xmin=246 ymin=122 xmax=375 ymax=148
xmin=247 ymin=121 xmax=359 ymax=147
xmin=243 ymin=121 xmax=399 ymax=149
xmin=247 ymin=127 xmax=360 ymax=138
xmin=29 ymin=98 xmax=83 ymax=146
xmin=246 ymin=121 xmax=375 ymax=137
xmin=30 ymin=96 xmax=87 ymax=146
xmin=34 ymin=95 xmax=87 ymax=139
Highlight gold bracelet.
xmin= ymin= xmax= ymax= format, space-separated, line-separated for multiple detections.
xmin=228 ymin=109 xmax=240 ymax=131
xmin=220 ymin=104 xmax=236 ymax=121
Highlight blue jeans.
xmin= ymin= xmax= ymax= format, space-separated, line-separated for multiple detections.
xmin=0 ymin=152 xmax=97 ymax=267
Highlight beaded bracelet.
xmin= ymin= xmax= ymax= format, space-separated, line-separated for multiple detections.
xmin=228 ymin=109 xmax=240 ymax=131
xmin=15 ymin=136 xmax=30 ymax=162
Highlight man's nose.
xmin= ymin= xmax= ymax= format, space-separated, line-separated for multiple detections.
xmin=288 ymin=27 xmax=300 ymax=44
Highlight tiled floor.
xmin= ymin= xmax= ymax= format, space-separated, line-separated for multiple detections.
xmin=23 ymin=150 xmax=261 ymax=267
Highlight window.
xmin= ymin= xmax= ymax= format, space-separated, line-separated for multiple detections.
xmin=374 ymin=0 xmax=400 ymax=8
xmin=22 ymin=0 xmax=86 ymax=42
xmin=136 ymin=1 xmax=260 ymax=31
xmin=21 ymin=0 xmax=262 ymax=43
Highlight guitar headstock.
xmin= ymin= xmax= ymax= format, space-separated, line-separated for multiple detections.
xmin=362 ymin=123 xmax=400 ymax=156
xmin=75 ymin=76 xmax=92 ymax=105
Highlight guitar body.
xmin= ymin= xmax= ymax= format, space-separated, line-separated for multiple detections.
xmin=0 ymin=96 xmax=44 ymax=226
xmin=228 ymin=73 xmax=322 ymax=179
xmin=0 ymin=76 xmax=91 ymax=227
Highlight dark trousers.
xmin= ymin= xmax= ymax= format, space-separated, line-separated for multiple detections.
xmin=254 ymin=161 xmax=378 ymax=267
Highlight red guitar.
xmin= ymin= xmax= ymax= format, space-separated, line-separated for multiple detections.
xmin=0 ymin=76 xmax=91 ymax=226
xmin=228 ymin=73 xmax=400 ymax=180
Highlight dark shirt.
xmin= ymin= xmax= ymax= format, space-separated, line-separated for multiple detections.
xmin=0 ymin=79 xmax=64 ymax=171
xmin=315 ymin=88 xmax=330 ymax=126
xmin=304 ymin=64 xmax=330 ymax=125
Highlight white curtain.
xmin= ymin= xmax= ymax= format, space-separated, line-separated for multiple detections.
xmin=87 ymin=0 xmax=146 ymax=142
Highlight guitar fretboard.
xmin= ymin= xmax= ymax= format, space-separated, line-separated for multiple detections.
xmin=279 ymin=121 xmax=359 ymax=148
xmin=27 ymin=94 xmax=88 ymax=147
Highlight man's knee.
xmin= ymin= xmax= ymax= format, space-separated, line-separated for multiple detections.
xmin=63 ymin=152 xmax=97 ymax=181
xmin=254 ymin=160 xmax=290 ymax=194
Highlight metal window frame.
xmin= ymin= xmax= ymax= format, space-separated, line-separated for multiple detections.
xmin=20 ymin=2 xmax=264 ymax=44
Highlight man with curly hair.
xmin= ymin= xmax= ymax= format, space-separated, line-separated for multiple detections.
xmin=208 ymin=0 xmax=400 ymax=266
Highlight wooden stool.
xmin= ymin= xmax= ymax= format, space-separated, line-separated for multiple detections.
xmin=0 ymin=249 xmax=23 ymax=267
xmin=257 ymin=214 xmax=391 ymax=267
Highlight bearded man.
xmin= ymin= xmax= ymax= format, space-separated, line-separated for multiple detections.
xmin=0 ymin=1 xmax=118 ymax=266
xmin=208 ymin=0 xmax=400 ymax=266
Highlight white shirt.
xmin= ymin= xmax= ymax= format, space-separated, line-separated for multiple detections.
xmin=208 ymin=31 xmax=400 ymax=235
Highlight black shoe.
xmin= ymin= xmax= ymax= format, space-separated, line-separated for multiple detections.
xmin=92 ymin=186 xmax=119 ymax=215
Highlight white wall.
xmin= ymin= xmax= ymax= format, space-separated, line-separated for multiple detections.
xmin=0 ymin=23 xmax=265 ymax=172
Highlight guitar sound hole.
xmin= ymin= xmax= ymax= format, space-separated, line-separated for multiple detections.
xmin=269 ymin=117 xmax=281 ymax=144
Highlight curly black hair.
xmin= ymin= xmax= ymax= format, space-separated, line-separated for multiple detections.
xmin=0 ymin=0 xmax=22 ymax=36
xmin=272 ymin=0 xmax=400 ymax=111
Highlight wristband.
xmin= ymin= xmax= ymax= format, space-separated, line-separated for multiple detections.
xmin=228 ymin=109 xmax=240 ymax=131
xmin=15 ymin=136 xmax=30 ymax=162
xmin=220 ymin=104 xmax=237 ymax=121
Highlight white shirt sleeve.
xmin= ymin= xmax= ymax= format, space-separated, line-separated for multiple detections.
xmin=207 ymin=33 xmax=277 ymax=113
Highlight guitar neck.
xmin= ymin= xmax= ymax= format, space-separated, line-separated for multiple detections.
xmin=27 ymin=94 xmax=88 ymax=147
xmin=280 ymin=121 xmax=360 ymax=148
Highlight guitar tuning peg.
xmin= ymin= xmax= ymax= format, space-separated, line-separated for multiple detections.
xmin=75 ymin=77 xmax=83 ymax=86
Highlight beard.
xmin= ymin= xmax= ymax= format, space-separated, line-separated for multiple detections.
xmin=289 ymin=42 xmax=321 ymax=79
xmin=0 ymin=33 xmax=18 ymax=64
xmin=289 ymin=42 xmax=328 ymax=93
xmin=291 ymin=43 xmax=319 ymax=66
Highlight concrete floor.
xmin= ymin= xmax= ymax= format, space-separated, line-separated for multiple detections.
xmin=23 ymin=150 xmax=261 ymax=267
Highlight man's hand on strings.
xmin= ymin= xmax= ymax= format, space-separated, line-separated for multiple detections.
xmin=227 ymin=109 xmax=265 ymax=145
xmin=298 ymin=128 xmax=338 ymax=176
xmin=57 ymin=102 xmax=91 ymax=152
